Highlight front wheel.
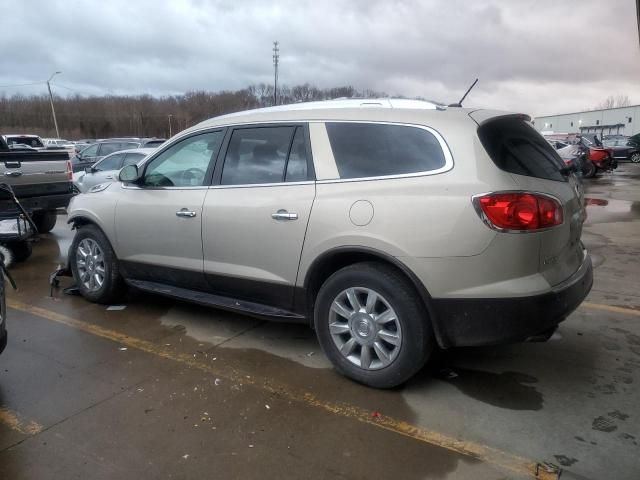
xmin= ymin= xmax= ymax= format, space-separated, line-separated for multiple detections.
xmin=630 ymin=152 xmax=640 ymax=164
xmin=314 ymin=262 xmax=434 ymax=388
xmin=70 ymin=224 xmax=126 ymax=304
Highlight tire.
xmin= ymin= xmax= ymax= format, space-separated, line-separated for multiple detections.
xmin=70 ymin=224 xmax=126 ymax=304
xmin=583 ymin=160 xmax=597 ymax=178
xmin=314 ymin=262 xmax=434 ymax=388
xmin=32 ymin=210 xmax=58 ymax=233
xmin=7 ymin=241 xmax=32 ymax=262
xmin=630 ymin=152 xmax=640 ymax=164
xmin=0 ymin=245 xmax=13 ymax=269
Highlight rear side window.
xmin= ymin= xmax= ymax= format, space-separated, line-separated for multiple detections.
xmin=99 ymin=143 xmax=122 ymax=156
xmin=221 ymin=126 xmax=298 ymax=185
xmin=326 ymin=122 xmax=446 ymax=179
xmin=478 ymin=118 xmax=567 ymax=182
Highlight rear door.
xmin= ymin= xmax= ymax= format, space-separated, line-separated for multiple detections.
xmin=474 ymin=114 xmax=586 ymax=286
xmin=201 ymin=125 xmax=315 ymax=310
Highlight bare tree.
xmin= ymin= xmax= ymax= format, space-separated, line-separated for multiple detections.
xmin=615 ymin=94 xmax=631 ymax=107
xmin=595 ymin=94 xmax=632 ymax=110
xmin=0 ymin=83 xmax=389 ymax=139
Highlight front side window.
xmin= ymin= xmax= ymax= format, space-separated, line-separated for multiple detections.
xmin=143 ymin=131 xmax=224 ymax=187
xmin=325 ymin=122 xmax=446 ymax=179
xmin=95 ymin=153 xmax=125 ymax=171
xmin=123 ymin=152 xmax=146 ymax=167
xmin=221 ymin=126 xmax=297 ymax=185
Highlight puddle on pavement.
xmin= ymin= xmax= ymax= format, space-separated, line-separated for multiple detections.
xmin=584 ymin=197 xmax=640 ymax=225
xmin=436 ymin=368 xmax=543 ymax=411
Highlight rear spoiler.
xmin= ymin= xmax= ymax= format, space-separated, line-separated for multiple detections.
xmin=467 ymin=110 xmax=531 ymax=127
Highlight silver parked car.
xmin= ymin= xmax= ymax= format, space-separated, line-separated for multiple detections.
xmin=66 ymin=99 xmax=592 ymax=388
xmin=73 ymin=148 xmax=156 ymax=193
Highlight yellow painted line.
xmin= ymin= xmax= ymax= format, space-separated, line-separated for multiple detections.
xmin=0 ymin=406 xmax=43 ymax=435
xmin=581 ymin=302 xmax=640 ymax=317
xmin=8 ymin=299 xmax=552 ymax=479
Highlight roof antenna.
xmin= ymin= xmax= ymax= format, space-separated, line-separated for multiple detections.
xmin=448 ymin=78 xmax=478 ymax=107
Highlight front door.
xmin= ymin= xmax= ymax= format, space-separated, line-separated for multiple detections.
xmin=202 ymin=125 xmax=316 ymax=310
xmin=114 ymin=130 xmax=225 ymax=290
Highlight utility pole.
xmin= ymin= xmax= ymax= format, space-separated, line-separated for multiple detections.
xmin=272 ymin=41 xmax=279 ymax=106
xmin=168 ymin=114 xmax=173 ymax=137
xmin=47 ymin=71 xmax=62 ymax=138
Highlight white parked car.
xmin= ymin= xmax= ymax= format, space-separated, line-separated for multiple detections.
xmin=66 ymin=99 xmax=593 ymax=387
xmin=73 ymin=148 xmax=156 ymax=193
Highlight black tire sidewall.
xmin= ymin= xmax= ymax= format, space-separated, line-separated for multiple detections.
xmin=314 ymin=263 xmax=433 ymax=388
xmin=584 ymin=160 xmax=597 ymax=178
xmin=70 ymin=225 xmax=122 ymax=303
xmin=7 ymin=241 xmax=32 ymax=262
xmin=33 ymin=210 xmax=57 ymax=233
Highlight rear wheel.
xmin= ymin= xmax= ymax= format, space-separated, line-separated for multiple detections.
xmin=630 ymin=152 xmax=640 ymax=164
xmin=32 ymin=210 xmax=58 ymax=233
xmin=583 ymin=160 xmax=597 ymax=178
xmin=70 ymin=224 xmax=126 ymax=303
xmin=314 ymin=262 xmax=434 ymax=388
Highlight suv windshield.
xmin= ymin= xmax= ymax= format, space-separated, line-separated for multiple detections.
xmin=478 ymin=117 xmax=567 ymax=182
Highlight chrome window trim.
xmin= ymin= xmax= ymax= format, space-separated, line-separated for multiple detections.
xmin=139 ymin=120 xmax=454 ymax=188
xmin=471 ymin=190 xmax=565 ymax=234
xmin=207 ymin=180 xmax=315 ymax=190
xmin=317 ymin=120 xmax=453 ymax=183
xmin=121 ymin=184 xmax=209 ymax=191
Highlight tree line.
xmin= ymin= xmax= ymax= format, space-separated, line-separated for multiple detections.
xmin=0 ymin=84 xmax=387 ymax=140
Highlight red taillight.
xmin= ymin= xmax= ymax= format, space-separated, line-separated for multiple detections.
xmin=66 ymin=160 xmax=73 ymax=180
xmin=474 ymin=192 xmax=563 ymax=231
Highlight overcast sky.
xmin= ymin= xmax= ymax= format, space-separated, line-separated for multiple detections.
xmin=1 ymin=0 xmax=639 ymax=116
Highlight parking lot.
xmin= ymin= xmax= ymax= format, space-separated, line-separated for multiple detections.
xmin=0 ymin=164 xmax=638 ymax=479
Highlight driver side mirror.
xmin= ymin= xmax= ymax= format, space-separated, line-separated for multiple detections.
xmin=84 ymin=166 xmax=94 ymax=174
xmin=119 ymin=164 xmax=141 ymax=183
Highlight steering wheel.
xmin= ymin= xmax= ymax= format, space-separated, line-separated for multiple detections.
xmin=181 ymin=168 xmax=206 ymax=186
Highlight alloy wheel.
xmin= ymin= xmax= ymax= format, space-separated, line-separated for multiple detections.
xmin=328 ymin=287 xmax=402 ymax=370
xmin=76 ymin=238 xmax=106 ymax=292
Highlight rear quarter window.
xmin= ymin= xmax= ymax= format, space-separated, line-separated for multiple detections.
xmin=477 ymin=118 xmax=567 ymax=182
xmin=325 ymin=122 xmax=447 ymax=179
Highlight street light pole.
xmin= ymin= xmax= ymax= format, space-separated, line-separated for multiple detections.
xmin=272 ymin=41 xmax=279 ymax=106
xmin=47 ymin=71 xmax=62 ymax=138
xmin=168 ymin=114 xmax=173 ymax=137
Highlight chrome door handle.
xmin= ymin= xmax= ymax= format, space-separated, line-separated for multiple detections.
xmin=176 ymin=208 xmax=197 ymax=218
xmin=271 ymin=210 xmax=298 ymax=221
xmin=105 ymin=175 xmax=113 ymax=179
xmin=5 ymin=171 xmax=22 ymax=177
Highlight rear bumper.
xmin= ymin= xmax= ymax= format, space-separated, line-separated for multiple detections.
xmin=17 ymin=193 xmax=74 ymax=213
xmin=432 ymin=253 xmax=593 ymax=347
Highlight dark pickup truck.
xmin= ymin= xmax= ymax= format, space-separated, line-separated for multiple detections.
xmin=1 ymin=136 xmax=74 ymax=232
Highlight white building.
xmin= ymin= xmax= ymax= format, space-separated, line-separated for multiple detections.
xmin=533 ymin=105 xmax=640 ymax=137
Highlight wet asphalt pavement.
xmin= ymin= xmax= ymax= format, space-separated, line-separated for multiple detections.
xmin=1 ymin=165 xmax=640 ymax=479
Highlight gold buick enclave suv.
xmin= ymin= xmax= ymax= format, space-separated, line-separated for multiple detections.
xmin=67 ymin=99 xmax=592 ymax=387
